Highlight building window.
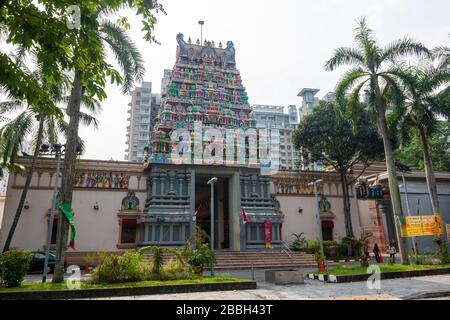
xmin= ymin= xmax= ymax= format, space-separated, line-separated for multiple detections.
xmin=121 ymin=219 xmax=137 ymax=243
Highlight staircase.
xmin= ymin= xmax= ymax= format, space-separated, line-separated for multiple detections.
xmin=144 ymin=250 xmax=316 ymax=270
xmin=212 ymin=250 xmax=316 ymax=270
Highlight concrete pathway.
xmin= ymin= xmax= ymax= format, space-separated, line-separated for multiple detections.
xmin=90 ymin=272 xmax=450 ymax=300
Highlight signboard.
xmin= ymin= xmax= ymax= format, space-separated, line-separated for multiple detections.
xmin=264 ymin=219 xmax=272 ymax=249
xmin=446 ymin=224 xmax=450 ymax=243
xmin=400 ymin=215 xmax=444 ymax=237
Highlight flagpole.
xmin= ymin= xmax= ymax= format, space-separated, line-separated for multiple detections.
xmin=207 ymin=177 xmax=218 ymax=276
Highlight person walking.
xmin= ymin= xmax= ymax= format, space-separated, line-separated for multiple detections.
xmin=373 ymin=243 xmax=381 ymax=263
xmin=389 ymin=243 xmax=397 ymax=264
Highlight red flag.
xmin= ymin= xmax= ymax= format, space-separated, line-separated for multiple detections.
xmin=241 ymin=208 xmax=248 ymax=224
xmin=193 ymin=204 xmax=201 ymax=222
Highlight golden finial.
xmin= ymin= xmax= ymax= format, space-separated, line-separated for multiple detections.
xmin=219 ymin=41 xmax=222 ymax=48
xmin=196 ymin=38 xmax=200 ymax=45
xmin=188 ymin=37 xmax=192 ymax=44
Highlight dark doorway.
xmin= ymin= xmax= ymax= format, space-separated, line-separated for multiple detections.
xmin=194 ymin=175 xmax=230 ymax=249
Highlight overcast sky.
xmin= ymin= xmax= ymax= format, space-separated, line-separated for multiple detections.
xmin=73 ymin=0 xmax=450 ymax=160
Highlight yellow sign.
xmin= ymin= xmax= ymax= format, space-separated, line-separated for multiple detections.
xmin=400 ymin=215 xmax=444 ymax=237
xmin=446 ymin=224 xmax=450 ymax=243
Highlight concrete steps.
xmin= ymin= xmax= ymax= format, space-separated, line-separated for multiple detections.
xmin=144 ymin=250 xmax=317 ymax=270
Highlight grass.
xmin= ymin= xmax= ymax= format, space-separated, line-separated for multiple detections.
xmin=317 ymin=263 xmax=450 ymax=276
xmin=0 ymin=275 xmax=248 ymax=292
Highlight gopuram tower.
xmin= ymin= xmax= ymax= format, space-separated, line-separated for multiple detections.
xmin=140 ymin=34 xmax=282 ymax=251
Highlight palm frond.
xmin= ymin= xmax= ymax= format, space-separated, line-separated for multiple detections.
xmin=334 ymin=68 xmax=368 ymax=108
xmin=380 ymin=38 xmax=431 ymax=63
xmin=324 ymin=47 xmax=365 ymax=71
xmin=100 ymin=21 xmax=145 ymax=94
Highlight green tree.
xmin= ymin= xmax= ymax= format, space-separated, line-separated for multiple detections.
xmin=324 ymin=18 xmax=430 ymax=264
xmin=292 ymin=101 xmax=384 ymax=237
xmin=394 ymin=121 xmax=450 ymax=172
xmin=390 ymin=64 xmax=450 ymax=215
xmin=0 ymin=1 xmax=72 ymax=113
xmin=0 ymin=66 xmax=100 ymax=253
xmin=52 ymin=1 xmax=165 ymax=283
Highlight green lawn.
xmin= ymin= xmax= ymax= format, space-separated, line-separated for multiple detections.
xmin=318 ymin=263 xmax=450 ymax=276
xmin=0 ymin=275 xmax=248 ymax=292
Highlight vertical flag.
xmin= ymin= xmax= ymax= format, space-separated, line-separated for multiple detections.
xmin=241 ymin=208 xmax=248 ymax=224
xmin=57 ymin=201 xmax=76 ymax=249
xmin=193 ymin=204 xmax=201 ymax=222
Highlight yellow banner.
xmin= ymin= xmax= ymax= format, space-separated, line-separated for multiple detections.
xmin=400 ymin=215 xmax=444 ymax=237
xmin=446 ymin=224 xmax=450 ymax=243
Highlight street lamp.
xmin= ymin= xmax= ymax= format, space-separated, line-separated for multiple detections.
xmin=207 ymin=177 xmax=218 ymax=276
xmin=198 ymin=20 xmax=204 ymax=44
xmin=42 ymin=143 xmax=64 ymax=283
xmin=308 ymin=179 xmax=327 ymax=271
xmin=41 ymin=142 xmax=82 ymax=282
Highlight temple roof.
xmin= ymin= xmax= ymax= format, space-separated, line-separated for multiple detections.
xmin=176 ymin=33 xmax=236 ymax=67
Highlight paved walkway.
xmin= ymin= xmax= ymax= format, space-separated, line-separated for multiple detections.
xmin=90 ymin=271 xmax=450 ymax=300
xmin=26 ymin=267 xmax=450 ymax=300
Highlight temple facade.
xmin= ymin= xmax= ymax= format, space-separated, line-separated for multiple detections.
xmin=141 ymin=34 xmax=282 ymax=250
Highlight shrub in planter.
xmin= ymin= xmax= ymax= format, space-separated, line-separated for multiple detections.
xmin=0 ymin=249 xmax=32 ymax=287
xmin=290 ymin=233 xmax=308 ymax=252
xmin=187 ymin=244 xmax=216 ymax=274
xmin=161 ymin=259 xmax=194 ymax=280
xmin=90 ymin=251 xmax=152 ymax=284
xmin=433 ymin=236 xmax=450 ymax=264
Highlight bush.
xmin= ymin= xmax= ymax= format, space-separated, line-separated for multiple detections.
xmin=90 ymin=251 xmax=152 ymax=284
xmin=433 ymin=236 xmax=450 ymax=264
xmin=290 ymin=233 xmax=308 ymax=252
xmin=0 ymin=249 xmax=32 ymax=287
xmin=161 ymin=259 xmax=194 ymax=280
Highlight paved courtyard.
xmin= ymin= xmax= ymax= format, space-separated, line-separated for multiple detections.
xmin=89 ymin=269 xmax=450 ymax=300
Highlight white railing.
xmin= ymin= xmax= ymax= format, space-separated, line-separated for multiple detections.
xmin=281 ymin=241 xmax=294 ymax=259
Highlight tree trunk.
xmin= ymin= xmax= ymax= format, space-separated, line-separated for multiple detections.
xmin=418 ymin=126 xmax=440 ymax=214
xmin=53 ymin=72 xmax=82 ymax=283
xmin=418 ymin=126 xmax=447 ymax=245
xmin=377 ymin=110 xmax=410 ymax=264
xmin=2 ymin=116 xmax=45 ymax=252
xmin=340 ymin=169 xmax=353 ymax=237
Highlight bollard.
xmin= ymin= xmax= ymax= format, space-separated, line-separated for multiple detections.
xmin=251 ymin=262 xmax=255 ymax=280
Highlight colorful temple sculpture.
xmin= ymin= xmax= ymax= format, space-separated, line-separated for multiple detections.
xmin=140 ymin=34 xmax=282 ymax=250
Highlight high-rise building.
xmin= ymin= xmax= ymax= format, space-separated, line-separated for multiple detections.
xmin=321 ymin=92 xmax=335 ymax=103
xmin=297 ymin=88 xmax=320 ymax=121
xmin=125 ymin=82 xmax=161 ymax=162
xmin=297 ymin=88 xmax=323 ymax=171
xmin=250 ymin=104 xmax=299 ymax=171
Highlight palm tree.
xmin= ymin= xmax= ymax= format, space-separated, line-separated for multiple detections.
xmin=434 ymin=34 xmax=450 ymax=70
xmin=392 ymin=64 xmax=450 ymax=245
xmin=52 ymin=9 xmax=145 ymax=282
xmin=0 ymin=67 xmax=100 ymax=253
xmin=324 ymin=18 xmax=430 ymax=264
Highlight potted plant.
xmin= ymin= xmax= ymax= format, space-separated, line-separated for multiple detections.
xmin=84 ymin=252 xmax=96 ymax=274
xmin=314 ymin=251 xmax=326 ymax=273
xmin=188 ymin=244 xmax=216 ymax=274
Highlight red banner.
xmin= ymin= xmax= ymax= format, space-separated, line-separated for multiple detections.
xmin=264 ymin=219 xmax=271 ymax=249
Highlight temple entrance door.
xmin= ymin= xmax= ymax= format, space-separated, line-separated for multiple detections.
xmin=195 ymin=175 xmax=230 ymax=249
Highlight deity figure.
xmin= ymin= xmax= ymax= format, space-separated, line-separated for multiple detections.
xmin=113 ymin=174 xmax=120 ymax=188
xmin=319 ymin=196 xmax=331 ymax=213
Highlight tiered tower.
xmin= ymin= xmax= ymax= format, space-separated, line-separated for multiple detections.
xmin=149 ymin=33 xmax=256 ymax=164
xmin=141 ymin=34 xmax=282 ymax=251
